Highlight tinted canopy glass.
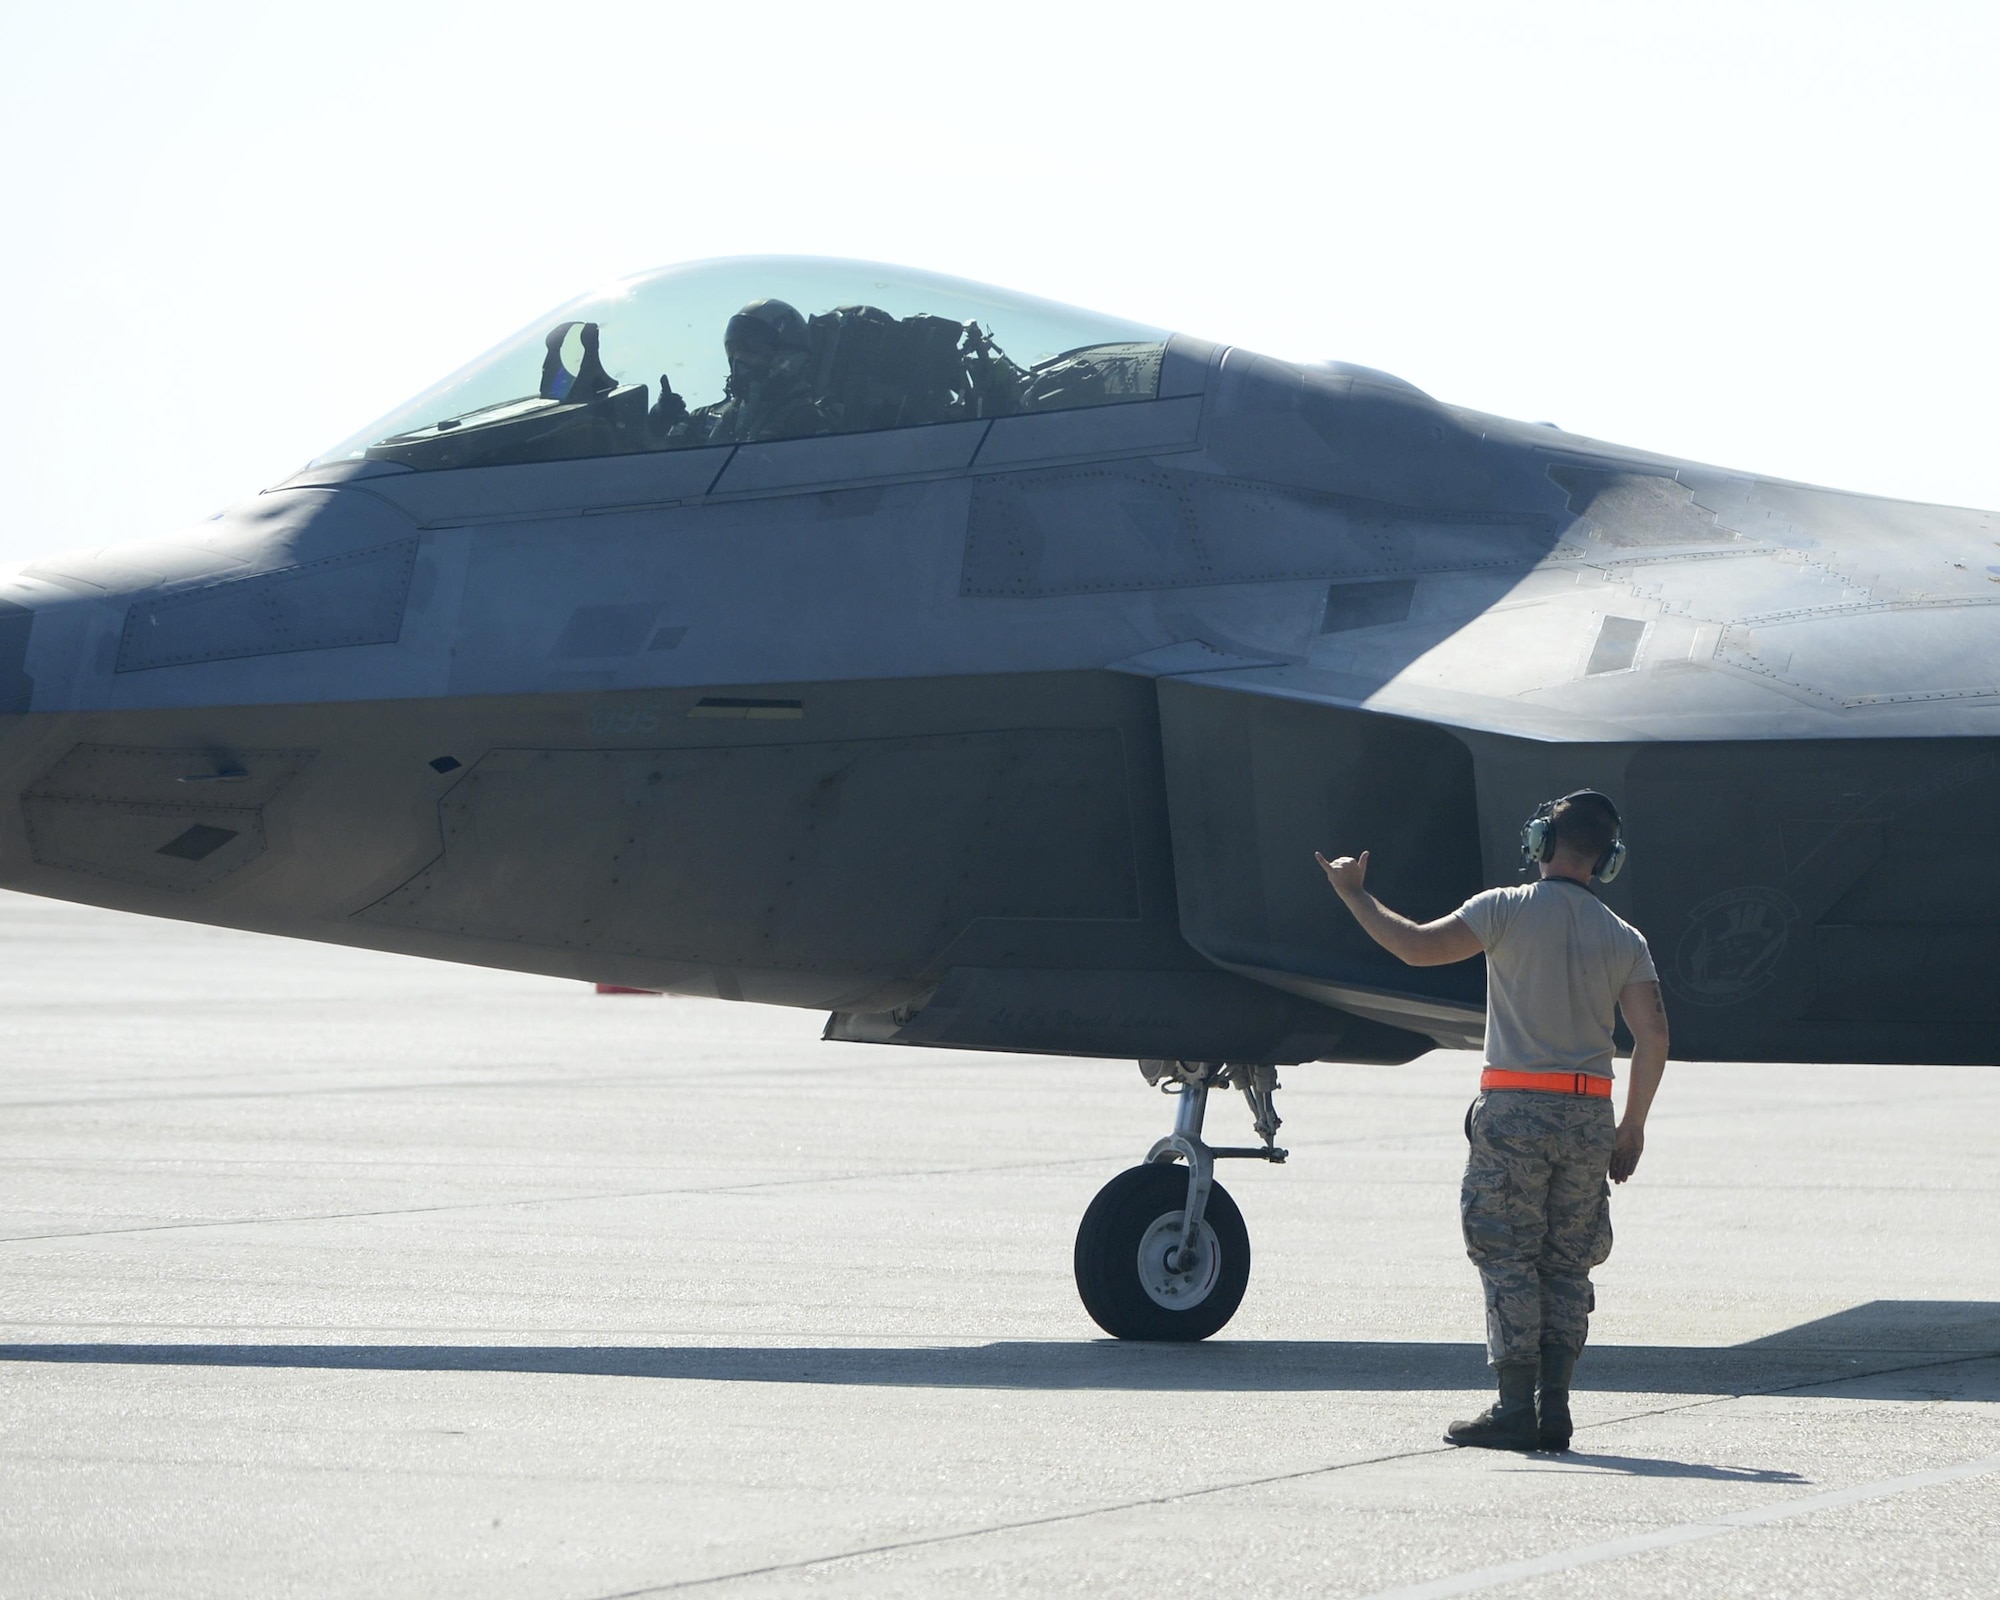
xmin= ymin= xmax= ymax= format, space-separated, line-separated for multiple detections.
xmin=314 ymin=257 xmax=1171 ymax=472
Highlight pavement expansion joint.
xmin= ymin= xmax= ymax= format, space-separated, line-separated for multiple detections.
xmin=577 ymin=1445 xmax=1449 ymax=1600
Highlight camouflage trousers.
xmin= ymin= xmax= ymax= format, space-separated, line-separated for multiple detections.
xmin=1461 ymin=1090 xmax=1616 ymax=1366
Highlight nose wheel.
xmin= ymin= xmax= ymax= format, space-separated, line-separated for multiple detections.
xmin=1073 ymin=1061 xmax=1286 ymax=1341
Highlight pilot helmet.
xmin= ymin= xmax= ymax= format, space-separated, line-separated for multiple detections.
xmin=723 ymin=299 xmax=811 ymax=395
xmin=725 ymin=299 xmax=811 ymax=358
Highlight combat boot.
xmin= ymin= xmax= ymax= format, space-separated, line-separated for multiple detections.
xmin=1444 ymin=1360 xmax=1539 ymax=1450
xmin=1537 ymin=1342 xmax=1578 ymax=1451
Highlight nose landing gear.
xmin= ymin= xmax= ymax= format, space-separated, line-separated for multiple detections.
xmin=1073 ymin=1060 xmax=1288 ymax=1341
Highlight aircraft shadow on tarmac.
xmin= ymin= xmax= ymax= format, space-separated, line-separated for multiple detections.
xmin=2 ymin=1302 xmax=1996 ymax=1400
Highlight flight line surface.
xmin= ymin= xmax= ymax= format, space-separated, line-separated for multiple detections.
xmin=1 ymin=891 xmax=1995 ymax=1600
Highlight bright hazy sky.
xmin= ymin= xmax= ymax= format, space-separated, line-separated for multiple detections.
xmin=2 ymin=1 xmax=1994 ymax=566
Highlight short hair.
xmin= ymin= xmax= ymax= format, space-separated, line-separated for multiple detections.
xmin=1550 ymin=793 xmax=1619 ymax=864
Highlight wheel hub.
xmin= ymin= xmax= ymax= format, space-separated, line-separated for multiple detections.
xmin=1136 ymin=1210 xmax=1221 ymax=1309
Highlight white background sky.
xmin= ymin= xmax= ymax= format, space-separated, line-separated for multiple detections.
xmin=1 ymin=1 xmax=1994 ymax=566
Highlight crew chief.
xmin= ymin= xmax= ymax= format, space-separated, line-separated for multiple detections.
xmin=1315 ymin=791 xmax=1669 ymax=1451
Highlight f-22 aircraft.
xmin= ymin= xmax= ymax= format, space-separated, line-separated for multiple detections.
xmin=2 ymin=258 xmax=1994 ymax=1340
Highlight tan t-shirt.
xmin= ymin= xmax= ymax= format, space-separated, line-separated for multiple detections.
xmin=1455 ymin=878 xmax=1657 ymax=1078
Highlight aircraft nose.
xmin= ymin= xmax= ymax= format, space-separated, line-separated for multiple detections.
xmin=0 ymin=542 xmax=320 ymax=902
xmin=0 ymin=547 xmax=167 ymax=717
xmin=0 ymin=479 xmax=425 ymax=722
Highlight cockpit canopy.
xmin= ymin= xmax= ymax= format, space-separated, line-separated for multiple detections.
xmin=314 ymin=257 xmax=1172 ymax=473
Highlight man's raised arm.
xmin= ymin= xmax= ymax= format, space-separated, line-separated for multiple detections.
xmin=1315 ymin=850 xmax=1484 ymax=968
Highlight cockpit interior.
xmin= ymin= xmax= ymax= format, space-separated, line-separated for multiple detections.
xmin=314 ymin=258 xmax=1173 ymax=473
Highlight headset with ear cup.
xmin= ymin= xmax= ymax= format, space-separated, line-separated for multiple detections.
xmin=1520 ymin=790 xmax=1627 ymax=883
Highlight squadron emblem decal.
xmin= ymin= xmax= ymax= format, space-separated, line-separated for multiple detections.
xmin=1670 ymin=886 xmax=1799 ymax=1006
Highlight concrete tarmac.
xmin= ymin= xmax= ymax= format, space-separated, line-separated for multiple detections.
xmin=1 ymin=890 xmax=1996 ymax=1599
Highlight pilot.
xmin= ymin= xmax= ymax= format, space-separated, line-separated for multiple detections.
xmin=1314 ymin=791 xmax=1668 ymax=1453
xmin=651 ymin=299 xmax=826 ymax=447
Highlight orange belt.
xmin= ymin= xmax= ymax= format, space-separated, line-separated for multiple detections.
xmin=1480 ymin=1069 xmax=1612 ymax=1098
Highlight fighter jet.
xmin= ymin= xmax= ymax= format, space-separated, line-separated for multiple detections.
xmin=2 ymin=256 xmax=1994 ymax=1340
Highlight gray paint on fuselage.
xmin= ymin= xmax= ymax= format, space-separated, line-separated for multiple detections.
xmin=960 ymin=464 xmax=1557 ymax=599
xmin=14 ymin=348 xmax=2000 ymax=741
xmin=356 ymin=728 xmax=1143 ymax=1009
xmin=116 ymin=539 xmax=418 ymax=672
xmin=0 ymin=671 xmax=1252 ymax=1019
xmin=21 ymin=742 xmax=312 ymax=893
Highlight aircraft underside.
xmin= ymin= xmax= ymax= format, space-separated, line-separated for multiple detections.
xmin=3 ymin=672 xmax=1995 ymax=1069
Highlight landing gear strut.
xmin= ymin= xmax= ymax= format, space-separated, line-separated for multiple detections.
xmin=1073 ymin=1060 xmax=1288 ymax=1340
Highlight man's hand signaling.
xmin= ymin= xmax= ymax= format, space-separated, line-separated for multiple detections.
xmin=1313 ymin=849 xmax=1483 ymax=968
xmin=1315 ymin=850 xmax=1370 ymax=897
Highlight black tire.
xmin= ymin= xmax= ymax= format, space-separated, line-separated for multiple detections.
xmin=1072 ymin=1163 xmax=1251 ymax=1341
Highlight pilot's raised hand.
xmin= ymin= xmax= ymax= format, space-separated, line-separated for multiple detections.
xmin=650 ymin=374 xmax=689 ymax=427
